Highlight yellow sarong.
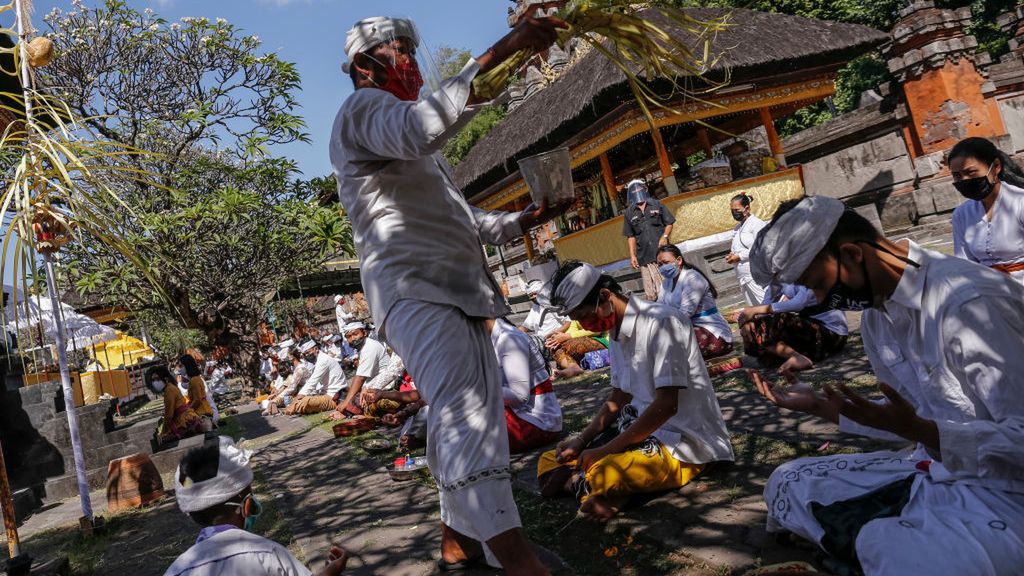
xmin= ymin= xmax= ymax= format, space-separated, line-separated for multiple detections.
xmin=538 ymin=442 xmax=703 ymax=503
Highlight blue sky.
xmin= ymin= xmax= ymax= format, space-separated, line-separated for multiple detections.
xmin=33 ymin=0 xmax=513 ymax=178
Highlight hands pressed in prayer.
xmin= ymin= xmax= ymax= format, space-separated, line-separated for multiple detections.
xmin=555 ymin=436 xmax=586 ymax=464
xmin=748 ymin=370 xmax=840 ymax=423
xmin=826 ymin=382 xmax=940 ymax=449
xmin=519 ymin=197 xmax=573 ymax=232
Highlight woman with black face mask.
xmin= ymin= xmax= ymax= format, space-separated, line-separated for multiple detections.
xmin=725 ymin=193 xmax=769 ymax=305
xmin=949 ymin=137 xmax=1024 ymax=286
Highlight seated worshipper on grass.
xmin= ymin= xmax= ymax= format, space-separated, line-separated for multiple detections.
xmin=165 ymin=436 xmax=348 ymax=576
xmin=520 ymin=279 xmax=569 ymax=342
xmin=735 ymin=280 xmax=848 ymax=375
xmin=149 ymin=365 xmax=209 ymax=445
xmin=948 ymin=136 xmax=1024 ymax=285
xmin=180 ymin=354 xmax=219 ymax=429
xmin=536 ymin=262 xmax=734 ymax=520
xmin=545 ymin=319 xmax=608 ymax=380
xmin=333 ymin=321 xmax=390 ymax=418
xmin=746 ymin=195 xmax=1024 ymax=576
xmin=284 ymin=340 xmax=347 ymax=415
xmin=488 ymin=317 xmax=563 ymax=454
xmin=261 ymin=359 xmax=293 ymax=417
xmin=358 ymin=352 xmax=410 ymax=418
xmin=655 ymin=244 xmax=733 ymax=359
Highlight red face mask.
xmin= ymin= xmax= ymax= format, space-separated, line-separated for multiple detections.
xmin=579 ymin=299 xmax=616 ymax=333
xmin=379 ymin=57 xmax=423 ymax=102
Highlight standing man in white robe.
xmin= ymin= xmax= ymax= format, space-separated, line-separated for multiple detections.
xmin=329 ymin=15 xmax=567 ymax=575
xmin=747 ymin=196 xmax=1024 ymax=576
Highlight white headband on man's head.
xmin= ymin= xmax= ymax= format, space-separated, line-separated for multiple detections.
xmin=749 ymin=196 xmax=845 ymax=287
xmin=343 ymin=321 xmax=367 ymax=334
xmin=342 ymin=16 xmax=420 ymax=74
xmin=545 ymin=264 xmax=602 ymax=314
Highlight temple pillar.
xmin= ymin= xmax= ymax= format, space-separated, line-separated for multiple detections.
xmin=650 ymin=128 xmax=679 ymax=195
xmin=759 ymin=107 xmax=786 ymax=166
xmin=599 ymin=153 xmax=619 ymax=215
xmin=884 ymin=1 xmax=1005 ymax=156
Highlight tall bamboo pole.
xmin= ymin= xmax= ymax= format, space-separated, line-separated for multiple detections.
xmin=43 ymin=254 xmax=92 ymax=520
xmin=0 ymin=438 xmax=22 ymax=559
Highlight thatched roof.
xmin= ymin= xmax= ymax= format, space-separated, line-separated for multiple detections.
xmin=454 ymin=8 xmax=889 ymax=197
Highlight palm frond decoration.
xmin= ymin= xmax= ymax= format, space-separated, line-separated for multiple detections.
xmin=473 ymin=1 xmax=733 ymax=128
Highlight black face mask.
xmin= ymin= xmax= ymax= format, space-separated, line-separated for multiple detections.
xmin=953 ymin=168 xmax=994 ymax=201
xmin=349 ymin=337 xmax=366 ymax=350
xmin=731 ymin=210 xmax=746 ymax=222
xmin=823 ymin=242 xmax=920 ymax=311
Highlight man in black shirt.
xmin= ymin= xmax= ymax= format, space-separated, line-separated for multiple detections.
xmin=622 ymin=179 xmax=675 ymax=300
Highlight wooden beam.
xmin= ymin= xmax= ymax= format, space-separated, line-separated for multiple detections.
xmin=599 ymin=153 xmax=619 ymax=215
xmin=651 ymin=126 xmax=679 ymax=195
xmin=760 ymin=106 xmax=785 ymax=166
xmin=523 ymin=233 xmax=535 ymax=263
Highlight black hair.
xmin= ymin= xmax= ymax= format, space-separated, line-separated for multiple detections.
xmin=656 ymin=244 xmax=718 ymax=299
xmin=177 ymin=439 xmax=246 ymax=526
xmin=948 ymin=137 xmax=1024 ymax=188
xmin=767 ymin=197 xmax=881 ymax=255
xmin=145 ymin=365 xmax=174 ymax=393
xmin=179 ymin=354 xmax=202 ymax=378
xmin=549 ymin=260 xmax=622 ymax=310
xmin=731 ymin=193 xmax=752 ymax=207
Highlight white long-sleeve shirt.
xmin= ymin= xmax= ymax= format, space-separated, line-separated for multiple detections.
xmin=840 ymin=240 xmax=1024 ymax=494
xmin=164 ymin=526 xmax=310 ymax=576
xmin=490 ymin=318 xmax=562 ymax=433
xmin=658 ymin=269 xmax=732 ymax=341
xmin=299 ymin=352 xmax=346 ymax=397
xmin=731 ymin=215 xmax=768 ymax=283
xmin=330 ymin=59 xmax=525 ymax=342
xmin=762 ymin=283 xmax=848 ymax=336
xmin=952 ymin=181 xmax=1024 ymax=286
xmin=521 ymin=302 xmax=568 ymax=340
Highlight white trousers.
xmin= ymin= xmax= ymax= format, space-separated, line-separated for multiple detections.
xmin=386 ymin=299 xmax=521 ymax=543
xmin=738 ymin=275 xmax=767 ymax=307
xmin=765 ymin=450 xmax=1024 ymax=576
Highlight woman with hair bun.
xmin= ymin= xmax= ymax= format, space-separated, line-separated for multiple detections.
xmin=725 ymin=193 xmax=768 ymax=305
xmin=949 ymin=136 xmax=1024 ymax=285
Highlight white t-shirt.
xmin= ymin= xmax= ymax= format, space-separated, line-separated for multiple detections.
xmin=354 ymin=337 xmax=390 ymax=390
xmin=609 ymin=297 xmax=735 ymax=464
xmin=300 ymin=352 xmax=346 ymax=397
xmin=491 ymin=318 xmax=562 ymax=432
xmin=163 ymin=527 xmax=311 ymax=576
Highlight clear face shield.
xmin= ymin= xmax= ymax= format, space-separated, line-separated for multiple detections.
xmin=626 ymin=180 xmax=650 ymax=206
xmin=345 ymin=17 xmax=429 ymax=101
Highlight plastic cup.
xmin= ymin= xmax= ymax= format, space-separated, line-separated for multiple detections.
xmin=517 ymin=147 xmax=575 ymax=206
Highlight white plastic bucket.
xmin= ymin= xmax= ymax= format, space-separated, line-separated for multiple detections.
xmin=517 ymin=147 xmax=575 ymax=205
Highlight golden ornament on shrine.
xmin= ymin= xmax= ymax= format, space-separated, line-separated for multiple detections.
xmin=26 ymin=36 xmax=54 ymax=68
